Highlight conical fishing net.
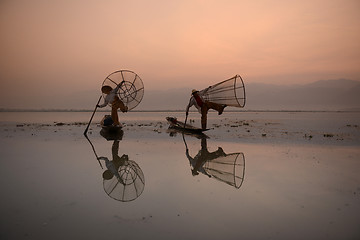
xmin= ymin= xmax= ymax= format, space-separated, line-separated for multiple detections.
xmin=103 ymin=160 xmax=145 ymax=202
xmin=202 ymin=75 xmax=245 ymax=108
xmin=203 ymin=152 xmax=245 ymax=188
xmin=102 ymin=70 xmax=144 ymax=111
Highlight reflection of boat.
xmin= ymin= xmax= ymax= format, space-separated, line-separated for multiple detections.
xmin=184 ymin=134 xmax=245 ymax=189
xmin=100 ymin=128 xmax=124 ymax=141
xmin=167 ymin=127 xmax=209 ymax=139
xmin=84 ymin=133 xmax=145 ymax=202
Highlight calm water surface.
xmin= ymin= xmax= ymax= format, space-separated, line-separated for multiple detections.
xmin=0 ymin=112 xmax=359 ymax=239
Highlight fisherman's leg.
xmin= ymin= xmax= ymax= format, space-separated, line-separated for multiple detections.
xmin=111 ymin=105 xmax=120 ymax=125
xmin=112 ymin=140 xmax=122 ymax=163
xmin=205 ymin=101 xmax=226 ymax=115
xmin=112 ymin=140 xmax=120 ymax=156
xmin=201 ymin=106 xmax=209 ymax=130
xmin=201 ymin=137 xmax=207 ymax=150
xmin=113 ymin=97 xmax=128 ymax=113
xmin=118 ymin=100 xmax=128 ymax=113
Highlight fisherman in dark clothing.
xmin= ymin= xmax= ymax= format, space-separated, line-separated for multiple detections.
xmin=186 ymin=89 xmax=226 ymax=130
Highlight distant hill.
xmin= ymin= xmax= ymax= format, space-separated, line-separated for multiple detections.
xmin=136 ymin=78 xmax=360 ymax=111
xmin=245 ymin=79 xmax=360 ymax=110
xmin=2 ymin=79 xmax=359 ymax=111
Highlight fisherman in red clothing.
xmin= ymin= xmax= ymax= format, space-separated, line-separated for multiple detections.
xmin=186 ymin=89 xmax=226 ymax=130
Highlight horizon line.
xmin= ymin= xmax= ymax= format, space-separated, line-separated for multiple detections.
xmin=1 ymin=108 xmax=360 ymax=113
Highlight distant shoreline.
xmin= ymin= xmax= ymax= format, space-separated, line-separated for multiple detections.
xmin=1 ymin=109 xmax=359 ymax=113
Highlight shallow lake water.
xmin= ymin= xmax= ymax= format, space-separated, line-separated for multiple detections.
xmin=0 ymin=111 xmax=359 ymax=239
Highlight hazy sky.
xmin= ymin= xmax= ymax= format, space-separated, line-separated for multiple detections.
xmin=1 ymin=0 xmax=360 ymax=108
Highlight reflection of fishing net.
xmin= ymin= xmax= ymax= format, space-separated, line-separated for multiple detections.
xmin=102 ymin=70 xmax=144 ymax=111
xmin=203 ymin=152 xmax=245 ymax=188
xmin=103 ymin=160 xmax=145 ymax=202
xmin=202 ymin=75 xmax=245 ymax=108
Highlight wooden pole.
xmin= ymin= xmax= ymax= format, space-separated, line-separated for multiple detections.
xmin=84 ymin=95 xmax=102 ymax=135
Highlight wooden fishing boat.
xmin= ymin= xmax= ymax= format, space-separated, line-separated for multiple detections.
xmin=166 ymin=116 xmax=209 ymax=134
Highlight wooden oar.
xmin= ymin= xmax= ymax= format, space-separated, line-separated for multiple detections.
xmin=84 ymin=95 xmax=102 ymax=135
xmin=184 ymin=98 xmax=192 ymax=128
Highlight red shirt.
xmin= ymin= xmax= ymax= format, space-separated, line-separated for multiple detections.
xmin=193 ymin=94 xmax=204 ymax=107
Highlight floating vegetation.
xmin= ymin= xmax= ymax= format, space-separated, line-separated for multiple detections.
xmin=346 ymin=124 xmax=358 ymax=128
xmin=304 ymin=134 xmax=313 ymax=139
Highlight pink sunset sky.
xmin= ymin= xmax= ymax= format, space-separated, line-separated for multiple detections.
xmin=1 ymin=0 xmax=359 ymax=108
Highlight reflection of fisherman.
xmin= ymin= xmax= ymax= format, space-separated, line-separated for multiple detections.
xmin=186 ymin=89 xmax=226 ymax=130
xmin=186 ymin=136 xmax=226 ymax=176
xmin=98 ymin=140 xmax=128 ymax=182
xmin=97 ymin=84 xmax=128 ymax=127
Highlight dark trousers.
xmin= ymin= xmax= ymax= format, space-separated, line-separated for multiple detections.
xmin=201 ymin=101 xmax=223 ymax=129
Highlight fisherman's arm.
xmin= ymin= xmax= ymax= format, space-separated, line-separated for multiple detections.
xmin=186 ymin=97 xmax=194 ymax=115
xmin=97 ymin=103 xmax=107 ymax=108
xmin=185 ymin=149 xmax=192 ymax=160
xmin=97 ymin=97 xmax=108 ymax=108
